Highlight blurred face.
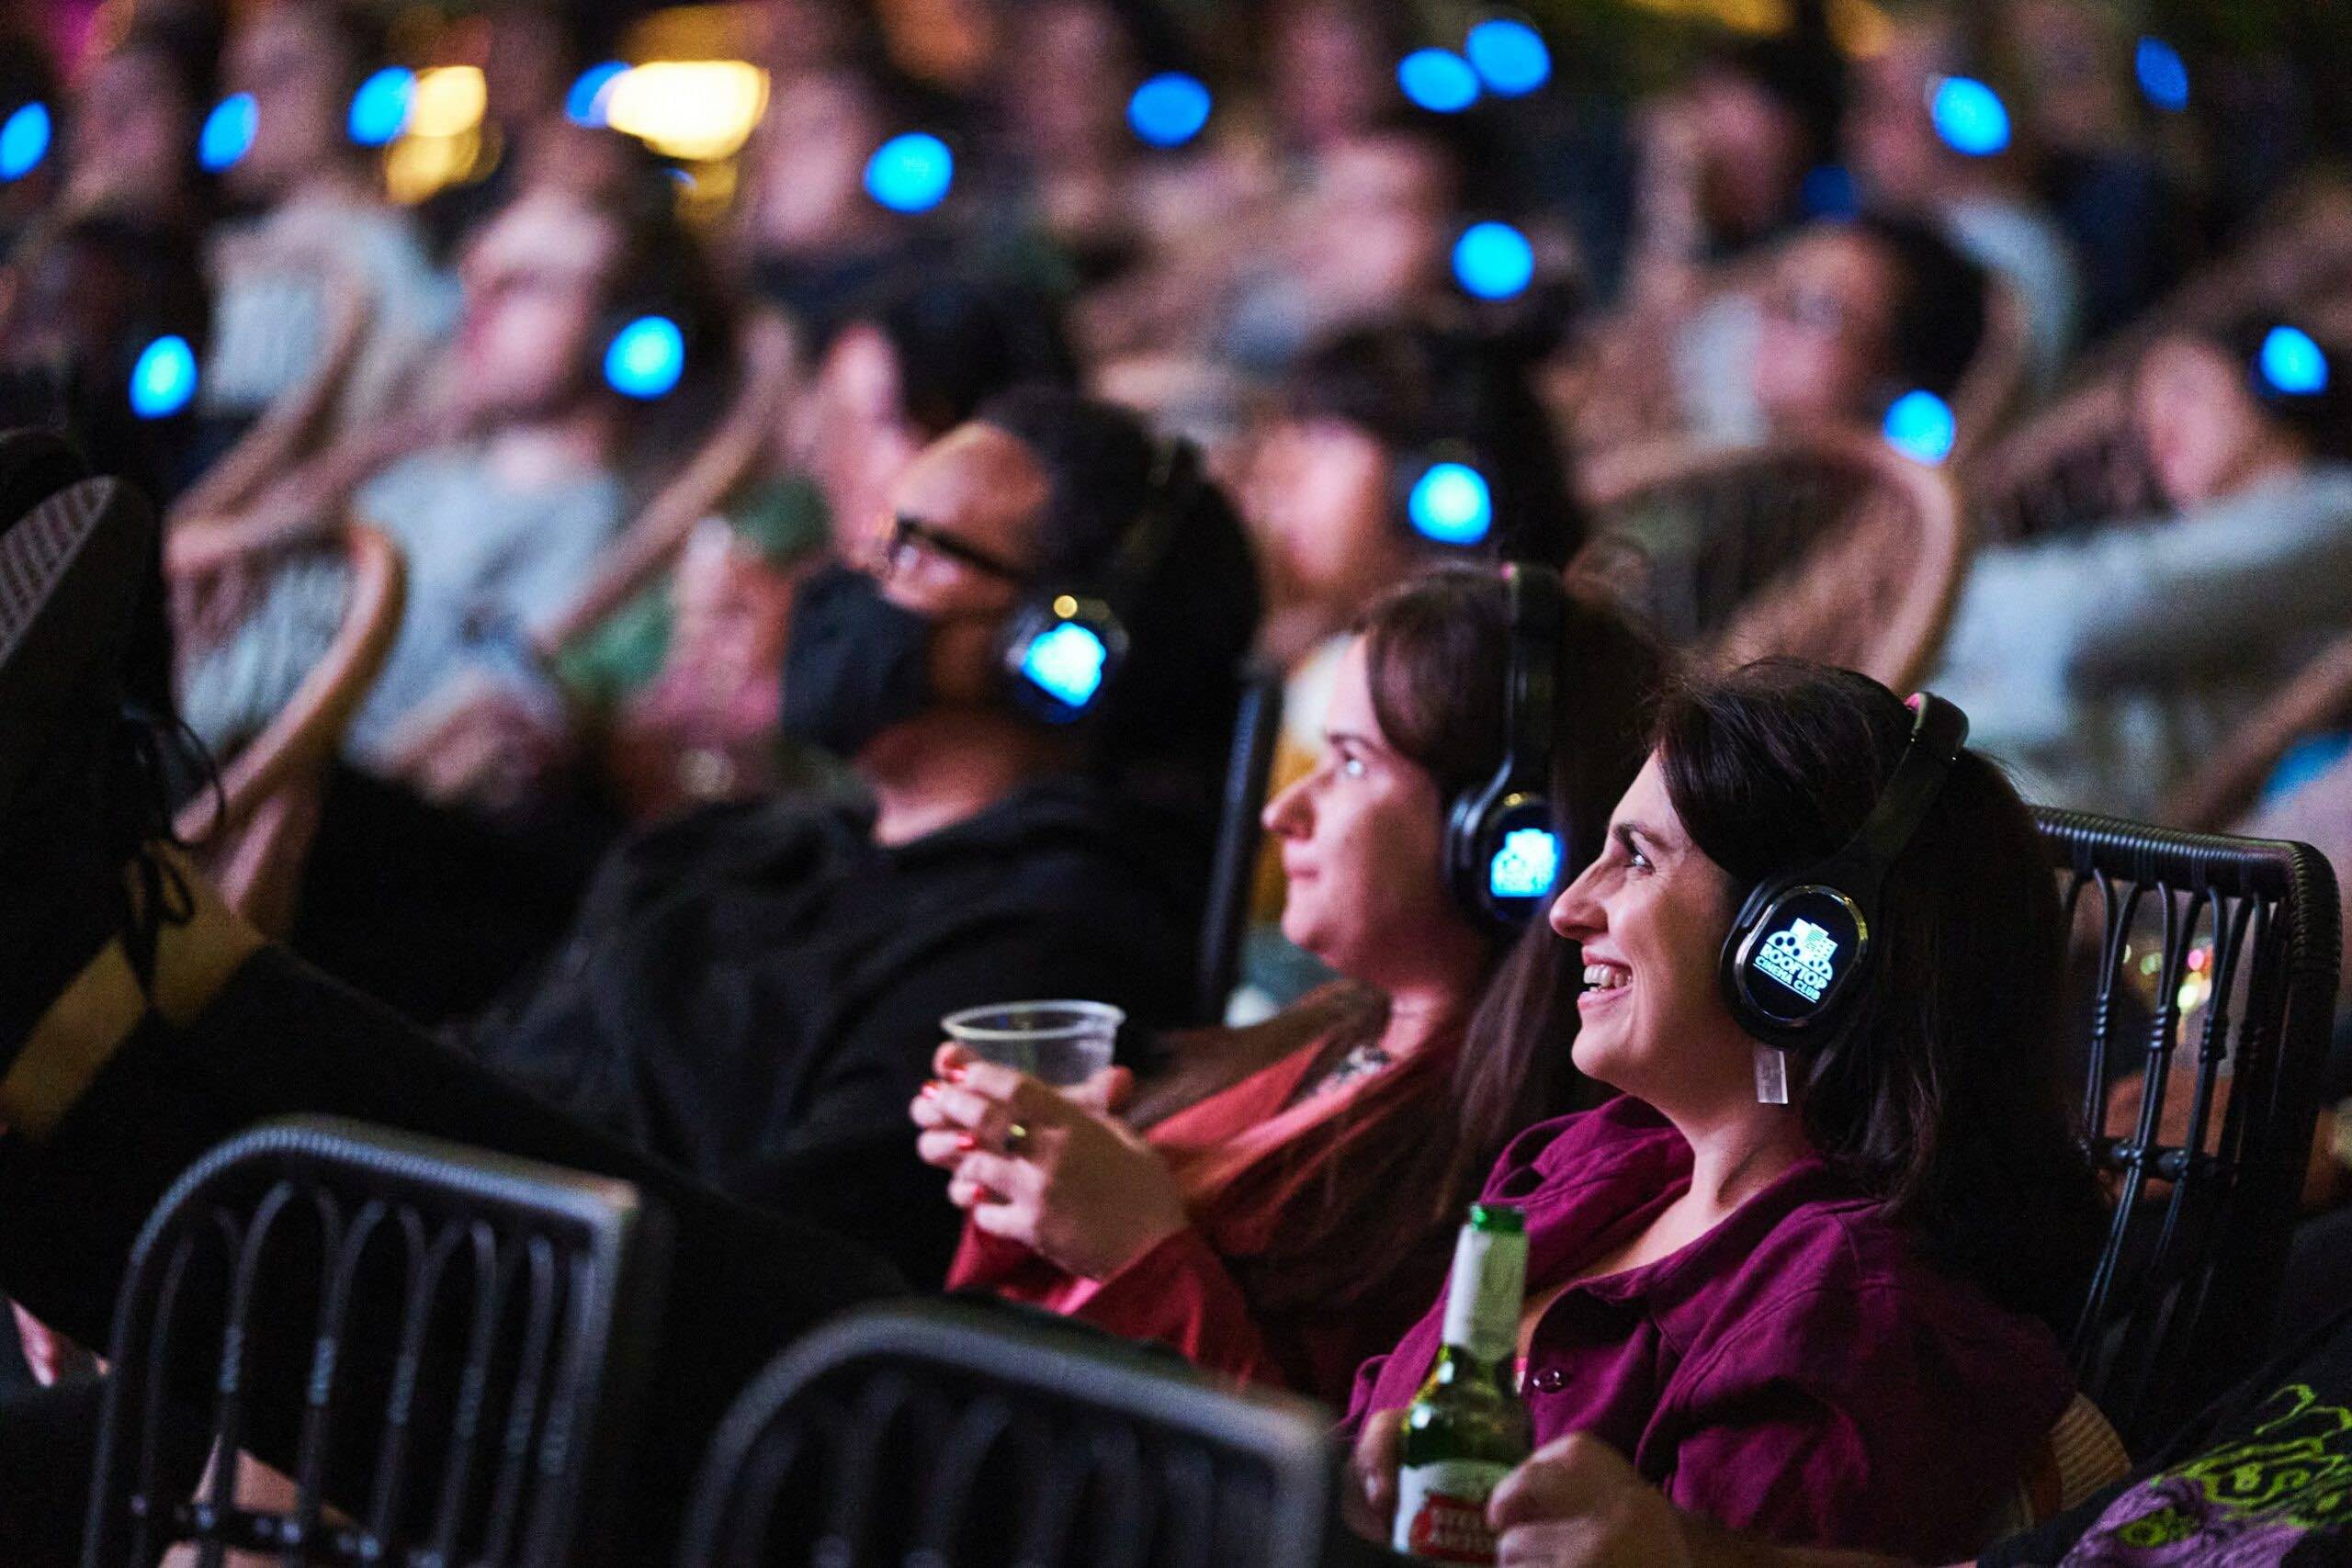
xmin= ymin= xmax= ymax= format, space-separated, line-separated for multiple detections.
xmin=69 ymin=49 xmax=195 ymax=208
xmin=2135 ymin=337 xmax=2292 ymax=509
xmin=1300 ymin=135 xmax=1452 ymax=310
xmin=747 ymin=72 xmax=882 ymax=251
xmin=1261 ymin=637 xmax=1475 ymax=982
xmin=1844 ymin=28 xmax=1947 ymax=207
xmin=807 ymin=322 xmax=922 ymax=538
xmin=853 ymin=422 xmax=1049 ymax=708
xmin=1686 ymin=70 xmax=1806 ymax=242
xmin=1751 ymin=228 xmax=1901 ymax=429
xmin=1244 ymin=415 xmax=1407 ymax=620
xmin=222 ymin=5 xmax=351 ymax=196
xmin=1276 ymin=1 xmax=1386 ymax=149
xmin=1010 ymin=0 xmax=1132 ymax=160
xmin=454 ymin=191 xmax=622 ymax=416
xmin=1548 ymin=756 xmax=1752 ymax=1112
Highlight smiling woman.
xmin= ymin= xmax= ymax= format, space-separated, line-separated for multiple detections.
xmin=1351 ymin=660 xmax=2108 ymax=1565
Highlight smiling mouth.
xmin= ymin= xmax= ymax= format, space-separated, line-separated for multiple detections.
xmin=1578 ymin=962 xmax=1630 ymax=1010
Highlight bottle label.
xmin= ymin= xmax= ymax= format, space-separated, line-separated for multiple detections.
xmin=1392 ymin=1459 xmax=1510 ymax=1562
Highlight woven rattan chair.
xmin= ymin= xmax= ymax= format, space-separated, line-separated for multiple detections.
xmin=677 ymin=1300 xmax=1355 ymax=1568
xmin=169 ymin=269 xmax=372 ymax=532
xmin=1964 ymin=380 xmax=2162 ymax=547
xmin=534 ymin=308 xmax=799 ymax=660
xmin=170 ymin=519 xmax=404 ymax=935
xmin=2036 ymin=807 xmax=2340 ymax=1452
xmin=84 ymin=1116 xmax=669 ymax=1568
xmin=1577 ymin=430 xmax=1969 ymax=693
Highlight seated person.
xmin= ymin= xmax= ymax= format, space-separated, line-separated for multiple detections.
xmin=1350 ymin=660 xmax=2107 ymax=1562
xmin=58 ymin=12 xmax=220 ymax=231
xmin=175 ymin=175 xmax=739 ymax=807
xmin=1571 ymin=212 xmax=1987 ymax=457
xmin=1423 ymin=1297 xmax=2352 ymax=1565
xmin=911 ymin=565 xmax=1668 ymax=1404
xmin=1933 ymin=316 xmax=2352 ymax=816
xmin=456 ymin=388 xmax=1261 ymax=1283
xmin=199 ymin=0 xmax=454 ymax=435
xmin=1243 ymin=322 xmax=1586 ymax=1000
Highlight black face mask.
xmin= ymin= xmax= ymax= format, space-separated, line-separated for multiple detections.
xmin=779 ymin=563 xmax=936 ymax=760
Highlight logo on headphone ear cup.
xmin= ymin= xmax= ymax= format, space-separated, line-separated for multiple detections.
xmin=1001 ymin=593 xmax=1130 ymax=722
xmin=1445 ymin=562 xmax=1566 ymax=927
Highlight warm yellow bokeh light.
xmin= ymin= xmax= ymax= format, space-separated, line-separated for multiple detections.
xmin=410 ymin=65 xmax=488 ymax=138
xmin=603 ymin=62 xmax=770 ymax=162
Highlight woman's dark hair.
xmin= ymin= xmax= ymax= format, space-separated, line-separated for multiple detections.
xmin=1148 ymin=565 xmax=1667 ymax=1311
xmin=1655 ymin=659 xmax=2105 ymax=1333
xmin=1284 ymin=323 xmax=1589 ymax=570
xmin=817 ymin=274 xmax=1078 ymax=441
xmin=975 ymin=386 xmax=1261 ymax=833
xmin=1849 ymin=213 xmax=1988 ymax=398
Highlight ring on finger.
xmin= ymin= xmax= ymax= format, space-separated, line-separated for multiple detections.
xmin=1002 ymin=1121 xmax=1031 ymax=1156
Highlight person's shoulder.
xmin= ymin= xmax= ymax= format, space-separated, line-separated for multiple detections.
xmin=1489 ymin=1095 xmax=1679 ymax=1191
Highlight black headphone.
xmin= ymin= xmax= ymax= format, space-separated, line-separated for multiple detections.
xmin=995 ymin=435 xmax=1197 ymax=724
xmin=1444 ymin=560 xmax=1568 ymax=929
xmin=1720 ymin=692 xmax=1969 ymax=1044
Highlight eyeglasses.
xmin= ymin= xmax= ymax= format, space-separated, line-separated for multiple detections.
xmin=884 ymin=513 xmax=1030 ymax=585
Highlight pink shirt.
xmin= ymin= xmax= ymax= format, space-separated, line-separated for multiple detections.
xmin=1349 ymin=1097 xmax=2075 ymax=1562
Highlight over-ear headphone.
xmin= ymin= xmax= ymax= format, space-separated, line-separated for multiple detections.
xmin=1720 ymin=692 xmax=1968 ymax=1044
xmin=996 ymin=436 xmax=1197 ymax=724
xmin=1444 ymin=560 xmax=1567 ymax=928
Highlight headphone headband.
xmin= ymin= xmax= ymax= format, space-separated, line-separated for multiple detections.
xmin=1444 ymin=560 xmax=1570 ymax=928
xmin=1719 ymin=691 xmax=1969 ymax=1044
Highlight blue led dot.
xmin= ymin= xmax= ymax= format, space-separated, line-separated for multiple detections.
xmin=200 ymin=93 xmax=258 ymax=172
xmin=2135 ymin=37 xmax=2189 ymax=114
xmin=1453 ymin=221 xmax=1534 ymax=300
xmin=0 ymin=102 xmax=51 ymax=181
xmin=1883 ymin=389 xmax=1957 ymax=465
xmin=1929 ymin=76 xmax=2009 ymax=157
xmin=1127 ymin=73 xmax=1212 ymax=148
xmin=1408 ymin=461 xmax=1493 ymax=545
xmin=1022 ymin=621 xmax=1110 ymax=713
xmin=1465 ymin=20 xmax=1549 ymax=96
xmin=1398 ymin=50 xmax=1479 ymax=114
xmin=605 ymin=315 xmax=685 ymax=400
xmin=1490 ymin=826 xmax=1560 ymax=899
xmin=347 ymin=66 xmax=414 ymax=146
xmin=566 ymin=62 xmax=628 ymax=128
xmin=129 ymin=335 xmax=199 ymax=419
xmin=2259 ymin=326 xmax=2330 ymax=397
xmin=865 ymin=131 xmax=954 ymax=212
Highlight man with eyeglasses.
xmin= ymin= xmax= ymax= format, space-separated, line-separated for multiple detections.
xmin=448 ymin=388 xmax=1260 ymax=1287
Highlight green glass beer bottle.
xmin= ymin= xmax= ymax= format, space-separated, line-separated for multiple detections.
xmin=1390 ymin=1202 xmax=1532 ymax=1563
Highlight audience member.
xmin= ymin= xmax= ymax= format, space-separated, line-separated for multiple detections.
xmin=1936 ymin=316 xmax=2352 ymax=814
xmin=1349 ymin=661 xmax=2106 ymax=1561
xmin=198 ymin=0 xmax=453 ymax=434
xmin=914 ymin=567 xmax=1665 ymax=1404
xmin=57 ymin=16 xmax=218 ymax=228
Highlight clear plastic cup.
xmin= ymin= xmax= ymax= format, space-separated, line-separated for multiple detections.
xmin=940 ymin=999 xmax=1125 ymax=1087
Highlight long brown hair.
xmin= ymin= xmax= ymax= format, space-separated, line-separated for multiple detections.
xmin=1141 ymin=565 xmax=1666 ymax=1311
xmin=1655 ymin=660 xmax=2105 ymax=1332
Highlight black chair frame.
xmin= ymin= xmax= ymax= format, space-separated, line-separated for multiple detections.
xmin=1197 ymin=663 xmax=1283 ymax=1022
xmin=83 ymin=1115 xmax=670 ymax=1568
xmin=2037 ymin=807 xmax=2341 ymax=1451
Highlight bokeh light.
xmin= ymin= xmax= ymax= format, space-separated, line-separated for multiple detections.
xmin=2135 ymin=37 xmax=2189 ymax=114
xmin=1465 ymin=20 xmax=1550 ymax=96
xmin=1883 ymin=389 xmax=1957 ymax=465
xmin=0 ymin=102 xmax=51 ymax=181
xmin=2259 ymin=326 xmax=2329 ymax=397
xmin=347 ymin=66 xmax=415 ymax=146
xmin=1453 ymin=221 xmax=1534 ymax=299
xmin=1408 ymin=462 xmax=1494 ymax=545
xmin=1398 ymin=50 xmax=1480 ymax=114
xmin=129 ymin=336 xmax=199 ymax=419
xmin=1929 ymin=76 xmax=2009 ymax=156
xmin=605 ymin=315 xmax=686 ymax=400
xmin=865 ymin=131 xmax=955 ymax=212
xmin=1127 ymin=73 xmax=1212 ymax=147
xmin=199 ymin=93 xmax=257 ymax=172
xmin=566 ymin=61 xmax=628 ymax=128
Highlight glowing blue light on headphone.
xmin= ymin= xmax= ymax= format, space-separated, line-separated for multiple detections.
xmin=1453 ymin=221 xmax=1534 ymax=300
xmin=129 ymin=335 xmax=199 ymax=419
xmin=567 ymin=62 xmax=628 ymax=127
xmin=2259 ymin=325 xmax=2329 ymax=397
xmin=865 ymin=131 xmax=954 ymax=212
xmin=1465 ymin=20 xmax=1550 ymax=96
xmin=1883 ymin=389 xmax=1957 ymax=465
xmin=1408 ymin=462 xmax=1493 ymax=546
xmin=1127 ymin=73 xmax=1212 ymax=147
xmin=1021 ymin=621 xmax=1110 ymax=713
xmin=1928 ymin=76 xmax=2009 ymax=157
xmin=2135 ymin=37 xmax=2189 ymax=114
xmin=1398 ymin=50 xmax=1480 ymax=114
xmin=0 ymin=102 xmax=51 ymax=181
xmin=200 ymin=93 xmax=258 ymax=172
xmin=605 ymin=315 xmax=685 ymax=400
xmin=1490 ymin=826 xmax=1560 ymax=899
xmin=347 ymin=66 xmax=414 ymax=146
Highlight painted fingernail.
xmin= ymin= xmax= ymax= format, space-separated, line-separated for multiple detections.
xmin=955 ymin=1134 xmax=978 ymax=1152
xmin=944 ymin=1064 xmax=967 ymax=1085
xmin=918 ymin=1079 xmax=944 ymax=1099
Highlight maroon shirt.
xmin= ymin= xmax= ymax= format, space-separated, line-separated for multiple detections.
xmin=1348 ymin=1097 xmax=2075 ymax=1562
